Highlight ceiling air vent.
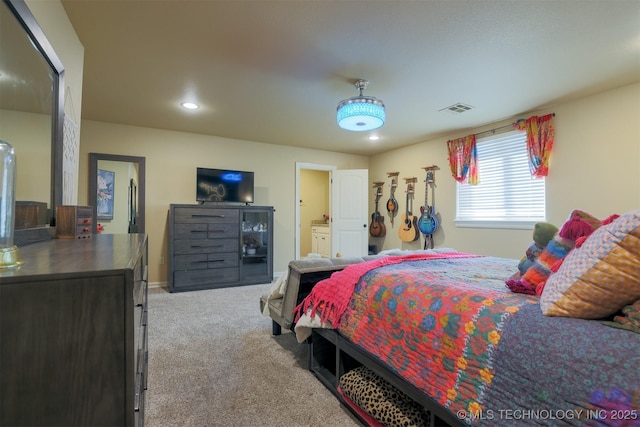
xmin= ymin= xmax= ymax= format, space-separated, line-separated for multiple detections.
xmin=439 ymin=102 xmax=473 ymax=114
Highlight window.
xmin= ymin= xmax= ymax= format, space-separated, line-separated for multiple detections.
xmin=455 ymin=130 xmax=545 ymax=229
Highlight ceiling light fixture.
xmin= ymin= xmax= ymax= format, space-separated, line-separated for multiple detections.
xmin=181 ymin=102 xmax=199 ymax=110
xmin=337 ymin=79 xmax=385 ymax=131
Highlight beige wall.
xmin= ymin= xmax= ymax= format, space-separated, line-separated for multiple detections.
xmin=26 ymin=1 xmax=640 ymax=286
xmin=26 ymin=0 xmax=84 ymax=128
xmin=76 ymin=122 xmax=369 ymax=284
xmin=369 ymin=82 xmax=640 ymax=259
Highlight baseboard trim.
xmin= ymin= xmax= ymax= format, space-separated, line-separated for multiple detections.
xmin=149 ymin=281 xmax=167 ymax=289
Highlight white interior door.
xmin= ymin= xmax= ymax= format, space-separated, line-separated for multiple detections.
xmin=330 ymin=169 xmax=369 ymax=257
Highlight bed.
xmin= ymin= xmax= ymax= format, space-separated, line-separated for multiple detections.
xmin=292 ymin=211 xmax=640 ymax=427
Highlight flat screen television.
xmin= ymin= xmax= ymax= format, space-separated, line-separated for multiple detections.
xmin=196 ymin=167 xmax=254 ymax=204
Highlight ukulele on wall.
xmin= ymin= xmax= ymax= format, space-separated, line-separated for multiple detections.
xmin=398 ymin=178 xmax=419 ymax=242
xmin=386 ymin=172 xmax=399 ymax=225
xmin=369 ymin=183 xmax=386 ymax=238
xmin=417 ymin=165 xmax=439 ymax=249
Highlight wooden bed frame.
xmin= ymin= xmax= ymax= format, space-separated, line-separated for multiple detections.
xmin=261 ymin=255 xmax=469 ymax=426
xmin=308 ymin=328 xmax=466 ymax=427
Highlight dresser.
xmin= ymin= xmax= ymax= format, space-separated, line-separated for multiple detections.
xmin=0 ymin=234 xmax=148 ymax=427
xmin=169 ymin=204 xmax=273 ymax=292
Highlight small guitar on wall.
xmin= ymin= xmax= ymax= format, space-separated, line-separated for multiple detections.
xmin=417 ymin=166 xmax=439 ymax=249
xmin=369 ymin=184 xmax=386 ymax=238
xmin=386 ymin=172 xmax=399 ymax=225
xmin=398 ymin=179 xmax=419 ymax=242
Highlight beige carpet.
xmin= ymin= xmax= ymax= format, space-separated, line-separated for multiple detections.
xmin=145 ymin=283 xmax=361 ymax=427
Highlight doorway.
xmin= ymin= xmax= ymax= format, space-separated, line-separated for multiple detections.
xmin=295 ymin=163 xmax=370 ymax=259
xmin=295 ymin=162 xmax=335 ymax=259
xmin=89 ymin=153 xmax=146 ymax=234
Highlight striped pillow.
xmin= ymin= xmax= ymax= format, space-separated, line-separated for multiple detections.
xmin=540 ymin=210 xmax=640 ymax=318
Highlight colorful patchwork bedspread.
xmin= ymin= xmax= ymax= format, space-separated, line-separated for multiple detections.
xmin=331 ymin=256 xmax=640 ymax=426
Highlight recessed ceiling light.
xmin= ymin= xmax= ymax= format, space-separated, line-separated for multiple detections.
xmin=181 ymin=102 xmax=199 ymax=110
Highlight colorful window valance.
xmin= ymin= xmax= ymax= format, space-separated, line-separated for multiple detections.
xmin=447 ymin=135 xmax=478 ymax=185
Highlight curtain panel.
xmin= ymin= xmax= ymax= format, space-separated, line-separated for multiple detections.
xmin=447 ymin=135 xmax=478 ymax=185
xmin=513 ymin=114 xmax=555 ymax=178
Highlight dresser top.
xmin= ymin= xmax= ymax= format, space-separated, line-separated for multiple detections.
xmin=1 ymin=234 xmax=147 ymax=283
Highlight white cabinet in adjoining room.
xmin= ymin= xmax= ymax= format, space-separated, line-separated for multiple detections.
xmin=311 ymin=225 xmax=331 ymax=258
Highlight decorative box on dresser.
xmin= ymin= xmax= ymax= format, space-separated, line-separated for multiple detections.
xmin=55 ymin=205 xmax=94 ymax=239
xmin=169 ymin=204 xmax=273 ymax=292
xmin=0 ymin=234 xmax=148 ymax=427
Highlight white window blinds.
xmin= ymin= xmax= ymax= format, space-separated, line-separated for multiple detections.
xmin=455 ymin=130 xmax=546 ymax=229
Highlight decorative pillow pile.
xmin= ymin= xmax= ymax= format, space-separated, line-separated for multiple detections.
xmin=506 ymin=210 xmax=601 ymax=295
xmin=560 ymin=209 xmax=601 ymax=240
xmin=516 ymin=222 xmax=559 ymax=275
xmin=540 ymin=209 xmax=640 ymax=318
xmin=507 ymin=233 xmax=575 ymax=295
xmin=339 ymin=365 xmax=431 ymax=427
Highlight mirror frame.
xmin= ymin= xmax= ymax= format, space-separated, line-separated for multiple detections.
xmin=89 ymin=153 xmax=146 ymax=234
xmin=6 ymin=0 xmax=65 ymax=243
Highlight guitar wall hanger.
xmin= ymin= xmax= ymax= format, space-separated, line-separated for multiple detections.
xmin=421 ymin=165 xmax=440 ymax=182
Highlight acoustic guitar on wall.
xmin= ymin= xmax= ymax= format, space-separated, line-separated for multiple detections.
xmin=369 ymin=186 xmax=386 ymax=238
xmin=398 ymin=181 xmax=419 ymax=242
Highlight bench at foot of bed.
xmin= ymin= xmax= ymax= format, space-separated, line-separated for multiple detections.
xmin=260 ymin=256 xmax=381 ymax=335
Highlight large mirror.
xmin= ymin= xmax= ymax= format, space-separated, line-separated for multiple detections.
xmin=0 ymin=0 xmax=64 ymax=244
xmin=89 ymin=153 xmax=146 ymax=234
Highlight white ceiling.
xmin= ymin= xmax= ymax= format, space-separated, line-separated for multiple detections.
xmin=61 ymin=0 xmax=640 ymax=156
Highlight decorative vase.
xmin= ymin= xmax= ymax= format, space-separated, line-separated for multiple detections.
xmin=0 ymin=139 xmax=23 ymax=269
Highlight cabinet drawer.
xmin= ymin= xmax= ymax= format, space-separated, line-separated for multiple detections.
xmin=174 ymin=238 xmax=238 ymax=255
xmin=133 ymin=305 xmax=143 ymax=366
xmin=134 ymin=371 xmax=145 ymax=415
xmin=312 ymin=226 xmax=330 ymax=235
xmin=174 ymin=223 xmax=207 ymax=239
xmin=74 ymin=223 xmax=93 ymax=238
xmin=134 ymin=252 xmax=148 ymax=284
xmin=174 ymin=268 xmax=239 ymax=288
xmin=174 ymin=222 xmax=237 ymax=239
xmin=174 ymin=252 xmax=239 ymax=270
xmin=133 ymin=267 xmax=148 ymax=307
xmin=75 ymin=206 xmax=93 ymax=218
xmin=174 ymin=207 xmax=239 ymax=224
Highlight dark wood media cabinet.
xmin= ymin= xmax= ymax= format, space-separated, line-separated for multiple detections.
xmin=0 ymin=234 xmax=148 ymax=427
xmin=309 ymin=328 xmax=464 ymax=427
xmin=169 ymin=204 xmax=273 ymax=292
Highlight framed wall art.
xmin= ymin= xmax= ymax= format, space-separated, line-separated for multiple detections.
xmin=97 ymin=169 xmax=115 ymax=220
